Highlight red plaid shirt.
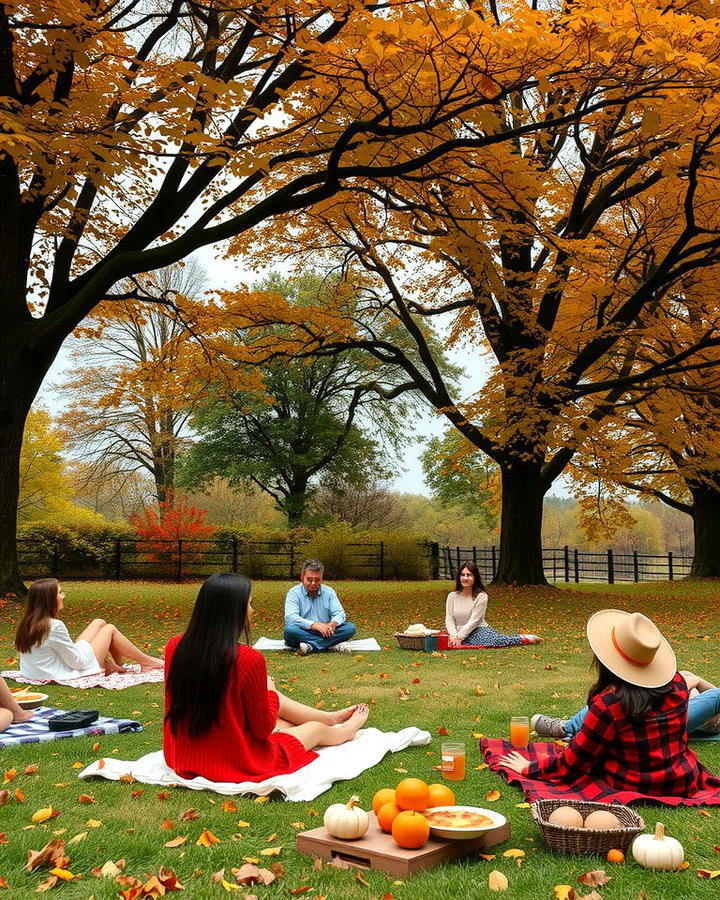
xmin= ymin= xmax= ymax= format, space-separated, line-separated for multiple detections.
xmin=527 ymin=672 xmax=708 ymax=796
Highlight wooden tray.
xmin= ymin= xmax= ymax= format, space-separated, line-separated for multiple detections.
xmin=296 ymin=812 xmax=511 ymax=876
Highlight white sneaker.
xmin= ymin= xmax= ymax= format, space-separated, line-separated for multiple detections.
xmin=332 ymin=642 xmax=352 ymax=653
xmin=298 ymin=642 xmax=312 ymax=656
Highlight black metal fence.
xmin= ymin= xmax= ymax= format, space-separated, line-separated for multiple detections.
xmin=439 ymin=545 xmax=693 ymax=583
xmin=17 ymin=537 xmax=439 ymax=582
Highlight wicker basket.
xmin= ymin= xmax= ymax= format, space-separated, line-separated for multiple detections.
xmin=531 ymin=799 xmax=645 ymax=855
xmin=395 ymin=632 xmax=427 ymax=650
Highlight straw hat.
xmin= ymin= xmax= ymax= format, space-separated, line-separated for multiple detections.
xmin=586 ymin=609 xmax=676 ymax=688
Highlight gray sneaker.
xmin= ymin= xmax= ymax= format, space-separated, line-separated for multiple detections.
xmin=331 ymin=642 xmax=352 ymax=653
xmin=298 ymin=642 xmax=312 ymax=656
xmin=531 ymin=713 xmax=566 ymax=739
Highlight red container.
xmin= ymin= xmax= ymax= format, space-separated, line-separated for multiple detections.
xmin=437 ymin=633 xmax=449 ymax=651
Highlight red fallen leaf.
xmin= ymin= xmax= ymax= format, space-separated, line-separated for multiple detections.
xmin=130 ymin=789 xmax=144 ymax=799
xmin=288 ymin=887 xmax=313 ymax=895
xmin=0 ymin=791 xmax=8 ymax=806
xmin=161 ymin=819 xmax=175 ymax=830
xmin=0 ymin=876 xmax=8 ymax=889
xmin=156 ymin=791 xmax=169 ymax=800
xmin=180 ymin=808 xmax=199 ymax=821
xmin=14 ymin=788 xmax=24 ymax=803
xmin=78 ymin=794 xmax=96 ymax=804
xmin=157 ymin=866 xmax=184 ymax=890
xmin=0 ymin=835 xmax=7 ymax=844
xmin=97 ymin=759 xmax=106 ymax=770
xmin=23 ymin=765 xmax=39 ymax=775
xmin=438 ymin=726 xmax=449 ymax=736
xmin=379 ymin=673 xmax=389 ymax=679
xmin=412 ymin=678 xmax=421 ymax=684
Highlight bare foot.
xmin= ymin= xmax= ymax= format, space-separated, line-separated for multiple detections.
xmin=104 ymin=661 xmax=129 ymax=676
xmin=330 ymin=705 xmax=359 ymax=725
xmin=140 ymin=658 xmax=164 ymax=672
xmin=12 ymin=708 xmax=35 ymax=724
xmin=340 ymin=703 xmax=370 ymax=740
xmin=522 ymin=634 xmax=542 ymax=644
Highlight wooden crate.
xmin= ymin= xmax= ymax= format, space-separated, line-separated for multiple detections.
xmin=296 ymin=813 xmax=511 ymax=877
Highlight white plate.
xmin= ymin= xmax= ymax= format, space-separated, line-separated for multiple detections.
xmin=14 ymin=692 xmax=49 ymax=710
xmin=425 ymin=806 xmax=507 ymax=840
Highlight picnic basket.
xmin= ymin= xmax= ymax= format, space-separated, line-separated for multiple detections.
xmin=531 ymin=799 xmax=645 ymax=854
xmin=394 ymin=632 xmax=426 ymax=651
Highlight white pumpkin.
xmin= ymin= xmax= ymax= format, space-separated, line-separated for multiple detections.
xmin=631 ymin=822 xmax=684 ymax=870
xmin=323 ymin=795 xmax=369 ymax=840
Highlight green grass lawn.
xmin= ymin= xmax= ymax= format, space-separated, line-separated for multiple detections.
xmin=1 ymin=579 xmax=719 ymax=898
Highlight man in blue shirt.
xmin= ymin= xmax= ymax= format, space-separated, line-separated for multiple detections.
xmin=284 ymin=559 xmax=356 ymax=655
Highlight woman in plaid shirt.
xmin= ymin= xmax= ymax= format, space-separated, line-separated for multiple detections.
xmin=500 ymin=610 xmax=720 ymax=798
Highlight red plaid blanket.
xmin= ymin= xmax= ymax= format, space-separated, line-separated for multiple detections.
xmin=481 ymin=739 xmax=720 ymax=806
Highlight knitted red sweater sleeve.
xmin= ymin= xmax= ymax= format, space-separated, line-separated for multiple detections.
xmin=242 ymin=650 xmax=278 ymax=739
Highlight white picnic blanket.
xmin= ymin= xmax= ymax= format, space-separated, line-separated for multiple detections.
xmin=78 ymin=725 xmax=431 ymax=801
xmin=1 ymin=665 xmax=164 ymax=690
xmin=252 ymin=637 xmax=382 ymax=652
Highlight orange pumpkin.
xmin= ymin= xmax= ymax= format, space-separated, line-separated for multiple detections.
xmin=392 ymin=810 xmax=430 ymax=849
xmin=395 ymin=778 xmax=430 ymax=812
xmin=372 ymin=788 xmax=397 ymax=816
xmin=426 ymin=783 xmax=455 ymax=808
xmin=607 ymin=848 xmax=625 ymax=863
xmin=377 ymin=801 xmax=402 ymax=834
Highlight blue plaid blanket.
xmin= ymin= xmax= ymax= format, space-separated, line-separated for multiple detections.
xmin=0 ymin=707 xmax=142 ymax=749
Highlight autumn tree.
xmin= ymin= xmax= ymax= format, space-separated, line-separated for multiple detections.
xmin=226 ymin=1 xmax=720 ymax=583
xmin=569 ymin=285 xmax=720 ymax=577
xmin=59 ymin=263 xmax=207 ymax=505
xmin=181 ymin=273 xmax=412 ymax=526
xmin=2 ymin=0 xmax=639 ymax=593
xmin=421 ymin=430 xmax=499 ymax=533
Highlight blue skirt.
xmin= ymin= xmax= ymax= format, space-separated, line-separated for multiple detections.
xmin=463 ymin=625 xmax=524 ymax=648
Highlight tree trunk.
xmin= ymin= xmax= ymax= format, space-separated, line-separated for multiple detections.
xmin=282 ymin=481 xmax=309 ymax=527
xmin=493 ymin=460 xmax=549 ymax=586
xmin=0 ymin=319 xmax=66 ymax=597
xmin=688 ymin=481 xmax=720 ymax=578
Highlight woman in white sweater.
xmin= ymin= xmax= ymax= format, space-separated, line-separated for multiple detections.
xmin=445 ymin=563 xmax=541 ymax=648
xmin=16 ymin=578 xmax=163 ymax=680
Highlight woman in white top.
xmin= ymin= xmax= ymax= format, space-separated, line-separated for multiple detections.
xmin=445 ymin=563 xmax=541 ymax=648
xmin=15 ymin=578 xmax=163 ymax=680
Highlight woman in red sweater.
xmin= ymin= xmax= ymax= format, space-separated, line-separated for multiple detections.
xmin=164 ymin=573 xmax=369 ymax=782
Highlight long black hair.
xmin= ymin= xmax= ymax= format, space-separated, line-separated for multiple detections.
xmin=455 ymin=561 xmax=485 ymax=597
xmin=587 ymin=656 xmax=674 ymax=721
xmin=165 ymin=573 xmax=252 ymax=738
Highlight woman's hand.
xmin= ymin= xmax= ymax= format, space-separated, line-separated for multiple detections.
xmin=449 ymin=636 xmax=462 ymax=648
xmin=498 ymin=750 xmax=530 ymax=775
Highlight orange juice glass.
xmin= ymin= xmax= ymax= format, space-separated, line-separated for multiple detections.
xmin=510 ymin=716 xmax=530 ymax=748
xmin=441 ymin=742 xmax=466 ymax=781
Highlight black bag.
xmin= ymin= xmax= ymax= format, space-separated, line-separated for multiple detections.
xmin=48 ymin=710 xmax=99 ymax=731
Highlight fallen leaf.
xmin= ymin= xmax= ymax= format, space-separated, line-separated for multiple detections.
xmin=0 ymin=876 xmax=7 ymax=888
xmin=515 ymin=803 xmax=531 ymax=809
xmin=357 ymin=872 xmax=370 ymax=886
xmin=48 ymin=868 xmax=75 ymax=882
xmin=92 ymin=742 xmax=100 ymax=753
xmin=486 ymin=790 xmax=501 ymax=802
xmin=235 ymin=864 xmax=275 ymax=886
xmin=236 ymin=820 xmax=251 ymax=828
xmin=77 ymin=794 xmax=96 ymax=804
xmin=165 ymin=836 xmax=188 ymax=848
xmin=3 ymin=769 xmax=17 ymax=784
xmin=438 ymin=726 xmax=449 ymax=736
xmin=222 ymin=800 xmax=238 ymax=813
xmin=254 ymin=796 xmax=269 ymax=804
xmin=161 ymin=818 xmax=175 ymax=830
xmin=698 ymin=869 xmax=720 ymax=878
xmin=67 ymin=832 xmax=87 ymax=846
xmin=35 ymin=875 xmax=58 ymax=893
xmin=578 ymin=869 xmax=611 ymax=887
xmin=86 ymin=819 xmax=102 ymax=828
xmin=196 ymin=829 xmax=220 ymax=846
xmin=14 ymin=788 xmax=24 ymax=803
xmin=288 ymin=888 xmax=313 ymax=895
xmin=489 ymin=870 xmax=508 ymax=891
xmin=478 ymin=854 xmax=496 ymax=861
xmin=553 ymin=887 xmax=576 ymax=900
xmin=502 ymin=849 xmax=525 ymax=859
xmin=260 ymin=847 xmax=281 ymax=856
xmin=31 ymin=808 xmax=59 ymax=825
xmin=26 ymin=840 xmax=67 ymax=873
xmin=180 ymin=808 xmax=199 ymax=821
xmin=24 ymin=764 xmax=39 ymax=776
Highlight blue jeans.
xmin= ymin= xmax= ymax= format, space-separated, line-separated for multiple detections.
xmin=563 ymin=688 xmax=720 ymax=737
xmin=283 ymin=621 xmax=356 ymax=652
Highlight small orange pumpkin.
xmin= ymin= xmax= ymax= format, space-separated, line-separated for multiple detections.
xmin=372 ymin=788 xmax=397 ymax=816
xmin=426 ymin=783 xmax=455 ymax=808
xmin=377 ymin=801 xmax=402 ymax=833
xmin=392 ymin=810 xmax=430 ymax=849
xmin=395 ymin=778 xmax=430 ymax=812
xmin=607 ymin=848 xmax=625 ymax=863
